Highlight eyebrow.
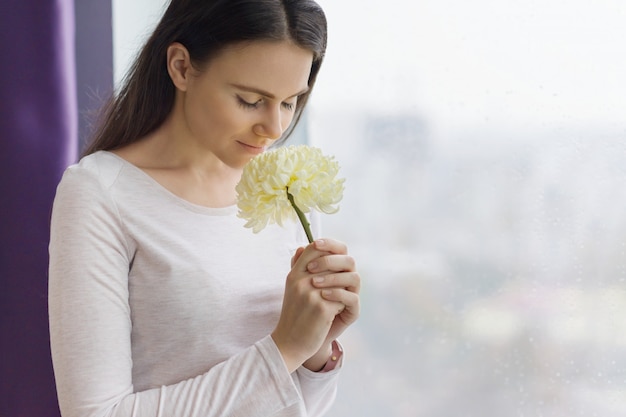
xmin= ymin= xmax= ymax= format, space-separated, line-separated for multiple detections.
xmin=231 ymin=84 xmax=309 ymax=100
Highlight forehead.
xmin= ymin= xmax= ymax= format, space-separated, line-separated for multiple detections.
xmin=201 ymin=40 xmax=313 ymax=97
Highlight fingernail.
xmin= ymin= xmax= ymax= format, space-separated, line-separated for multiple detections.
xmin=313 ymin=276 xmax=325 ymax=284
xmin=308 ymin=261 xmax=318 ymax=271
xmin=322 ymin=289 xmax=332 ymax=297
xmin=315 ymin=239 xmax=325 ymax=247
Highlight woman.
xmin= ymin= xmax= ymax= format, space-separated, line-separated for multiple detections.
xmin=48 ymin=1 xmax=361 ymax=416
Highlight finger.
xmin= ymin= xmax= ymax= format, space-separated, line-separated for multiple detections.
xmin=312 ymin=271 xmax=361 ymax=293
xmin=313 ymin=238 xmax=348 ymax=255
xmin=291 ymin=246 xmax=305 ymax=268
xmin=307 ymin=254 xmax=356 ymax=274
xmin=291 ymin=239 xmax=350 ymax=275
xmin=324 ymin=299 xmax=347 ymax=316
xmin=292 ymin=242 xmax=333 ymax=273
xmin=321 ymin=288 xmax=360 ymax=315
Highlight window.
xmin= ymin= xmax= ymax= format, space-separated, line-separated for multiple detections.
xmin=113 ymin=1 xmax=626 ymax=415
xmin=312 ymin=1 xmax=626 ymax=416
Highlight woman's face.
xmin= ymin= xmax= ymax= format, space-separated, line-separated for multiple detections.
xmin=178 ymin=40 xmax=313 ymax=169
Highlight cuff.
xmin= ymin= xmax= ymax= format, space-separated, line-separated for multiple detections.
xmin=320 ymin=340 xmax=343 ymax=373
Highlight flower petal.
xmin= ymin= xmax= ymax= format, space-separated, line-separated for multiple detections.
xmin=236 ymin=145 xmax=345 ymax=233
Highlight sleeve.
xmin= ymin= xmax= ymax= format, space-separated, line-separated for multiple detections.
xmin=48 ymin=166 xmax=303 ymax=417
xmin=295 ymin=363 xmax=341 ymax=417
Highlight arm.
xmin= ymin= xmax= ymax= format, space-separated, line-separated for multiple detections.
xmin=49 ymin=167 xmax=302 ymax=417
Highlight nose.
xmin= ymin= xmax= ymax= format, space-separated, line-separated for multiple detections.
xmin=253 ymin=106 xmax=285 ymax=140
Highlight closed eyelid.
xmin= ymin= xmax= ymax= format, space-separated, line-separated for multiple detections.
xmin=237 ymin=93 xmax=262 ymax=103
xmin=237 ymin=94 xmax=295 ymax=111
xmin=282 ymin=101 xmax=296 ymax=111
xmin=231 ymin=83 xmax=308 ymax=101
xmin=236 ymin=95 xmax=262 ymax=110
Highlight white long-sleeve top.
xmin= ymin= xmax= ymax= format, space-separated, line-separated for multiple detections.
xmin=48 ymin=151 xmax=340 ymax=417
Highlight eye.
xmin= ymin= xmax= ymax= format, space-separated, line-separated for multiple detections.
xmin=237 ymin=96 xmax=262 ymax=109
xmin=282 ymin=101 xmax=296 ymax=111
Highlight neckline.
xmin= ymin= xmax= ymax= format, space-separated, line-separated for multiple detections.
xmin=99 ymin=150 xmax=239 ymax=216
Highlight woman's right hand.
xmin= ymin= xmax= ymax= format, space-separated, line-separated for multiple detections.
xmin=271 ymin=238 xmax=360 ymax=373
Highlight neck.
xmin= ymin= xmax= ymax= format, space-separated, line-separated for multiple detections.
xmin=112 ymin=117 xmax=244 ymax=208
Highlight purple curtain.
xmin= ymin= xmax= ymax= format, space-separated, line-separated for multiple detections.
xmin=0 ymin=0 xmax=77 ymax=415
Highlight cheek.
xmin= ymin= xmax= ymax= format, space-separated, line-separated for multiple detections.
xmin=184 ymin=92 xmax=213 ymax=131
xmin=189 ymin=97 xmax=247 ymax=136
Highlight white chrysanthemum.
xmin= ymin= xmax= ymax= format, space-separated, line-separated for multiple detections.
xmin=236 ymin=145 xmax=345 ymax=237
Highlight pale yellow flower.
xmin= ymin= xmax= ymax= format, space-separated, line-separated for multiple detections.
xmin=236 ymin=145 xmax=345 ymax=240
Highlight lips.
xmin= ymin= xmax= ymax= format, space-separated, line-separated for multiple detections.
xmin=237 ymin=141 xmax=267 ymax=155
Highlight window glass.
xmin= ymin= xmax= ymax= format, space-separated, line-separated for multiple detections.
xmin=112 ymin=0 xmax=168 ymax=85
xmin=312 ymin=1 xmax=626 ymax=416
xmin=113 ymin=1 xmax=626 ymax=415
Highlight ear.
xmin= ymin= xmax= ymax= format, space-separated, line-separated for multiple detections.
xmin=166 ymin=42 xmax=192 ymax=91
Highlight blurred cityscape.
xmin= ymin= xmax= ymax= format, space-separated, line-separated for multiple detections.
xmin=312 ymin=109 xmax=626 ymax=417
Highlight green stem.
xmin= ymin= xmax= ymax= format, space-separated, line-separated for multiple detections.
xmin=286 ymin=188 xmax=314 ymax=243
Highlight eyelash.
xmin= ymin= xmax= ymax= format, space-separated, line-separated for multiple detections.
xmin=236 ymin=96 xmax=296 ymax=111
xmin=237 ymin=97 xmax=261 ymax=109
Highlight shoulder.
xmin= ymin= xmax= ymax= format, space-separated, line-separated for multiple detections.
xmin=52 ymin=151 xmax=134 ymax=222
xmin=60 ymin=151 xmax=127 ymax=190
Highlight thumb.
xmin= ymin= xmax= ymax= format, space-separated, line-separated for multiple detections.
xmin=291 ymin=246 xmax=305 ymax=268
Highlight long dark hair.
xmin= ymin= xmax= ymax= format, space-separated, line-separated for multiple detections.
xmin=83 ymin=0 xmax=327 ymax=156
